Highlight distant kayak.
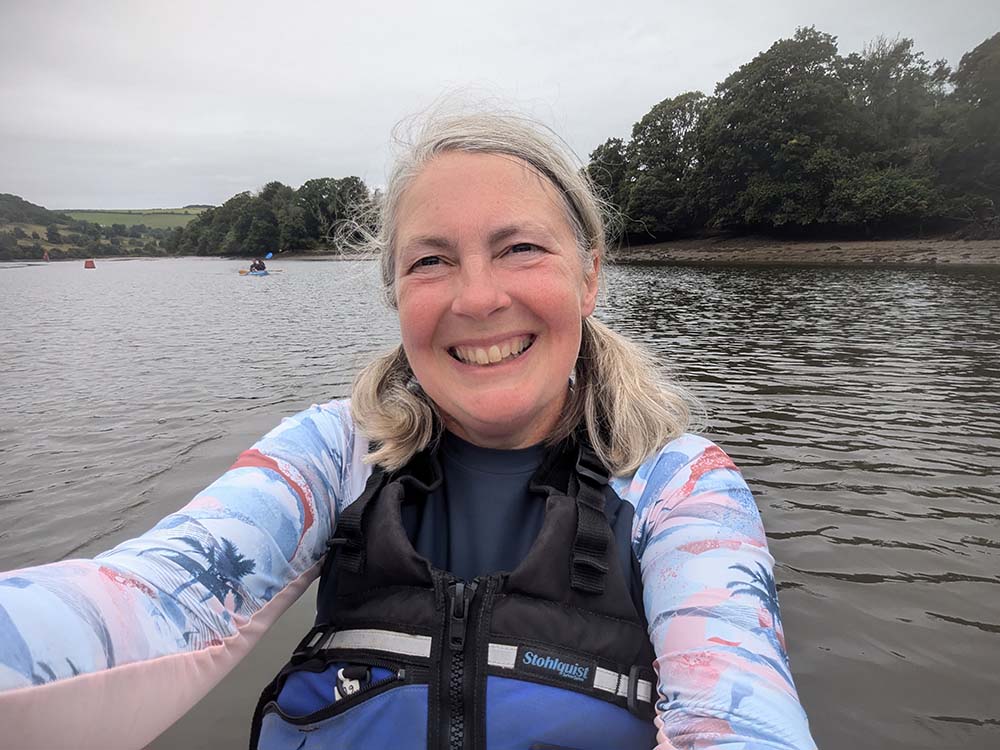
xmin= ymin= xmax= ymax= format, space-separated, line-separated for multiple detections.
xmin=239 ymin=269 xmax=269 ymax=276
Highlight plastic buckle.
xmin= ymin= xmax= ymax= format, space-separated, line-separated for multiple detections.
xmin=292 ymin=625 xmax=329 ymax=661
xmin=575 ymin=450 xmax=609 ymax=487
xmin=626 ymin=665 xmax=649 ymax=717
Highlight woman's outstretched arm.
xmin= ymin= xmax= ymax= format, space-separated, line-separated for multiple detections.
xmin=616 ymin=434 xmax=817 ymax=750
xmin=0 ymin=399 xmax=370 ymax=750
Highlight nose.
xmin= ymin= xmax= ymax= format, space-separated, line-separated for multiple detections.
xmin=450 ymin=258 xmax=511 ymax=319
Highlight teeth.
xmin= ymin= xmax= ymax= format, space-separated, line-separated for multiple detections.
xmin=452 ymin=335 xmax=533 ymax=366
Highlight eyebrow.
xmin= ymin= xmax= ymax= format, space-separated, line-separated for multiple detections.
xmin=401 ymin=224 xmax=554 ymax=255
xmin=401 ymin=235 xmax=456 ymax=253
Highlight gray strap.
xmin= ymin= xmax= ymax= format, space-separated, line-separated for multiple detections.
xmin=486 ymin=642 xmax=654 ymax=705
xmin=321 ymin=628 xmax=432 ymax=658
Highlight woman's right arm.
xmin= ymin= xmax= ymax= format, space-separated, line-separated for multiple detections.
xmin=0 ymin=399 xmax=371 ymax=750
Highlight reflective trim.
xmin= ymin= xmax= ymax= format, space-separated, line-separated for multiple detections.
xmin=488 ymin=643 xmax=518 ymax=670
xmin=594 ymin=666 xmax=621 ymax=694
xmin=487 ymin=644 xmax=653 ymax=705
xmin=322 ymin=629 xmax=432 ymax=658
xmin=636 ymin=679 xmax=652 ymax=704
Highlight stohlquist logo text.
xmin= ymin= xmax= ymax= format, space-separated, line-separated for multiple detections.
xmin=521 ymin=651 xmax=590 ymax=682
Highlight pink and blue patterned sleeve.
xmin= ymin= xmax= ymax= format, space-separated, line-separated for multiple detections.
xmin=0 ymin=399 xmax=370 ymax=750
xmin=613 ymin=434 xmax=816 ymax=749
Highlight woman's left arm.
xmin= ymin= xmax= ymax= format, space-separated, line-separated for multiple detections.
xmin=616 ymin=435 xmax=816 ymax=750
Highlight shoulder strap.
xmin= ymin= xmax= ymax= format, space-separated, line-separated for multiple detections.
xmin=330 ymin=465 xmax=387 ymax=574
xmin=570 ymin=438 xmax=612 ymax=595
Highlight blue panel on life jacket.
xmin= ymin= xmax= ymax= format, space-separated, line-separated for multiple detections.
xmin=276 ymin=663 xmax=396 ymax=716
xmin=485 ymin=676 xmax=656 ymax=750
xmin=259 ymin=683 xmax=428 ymax=750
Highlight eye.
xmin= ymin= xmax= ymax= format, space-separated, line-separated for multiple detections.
xmin=410 ymin=255 xmax=442 ymax=270
xmin=509 ymin=243 xmax=542 ymax=255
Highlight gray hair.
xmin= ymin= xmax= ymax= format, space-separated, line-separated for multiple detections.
xmin=350 ymin=109 xmax=693 ymax=475
xmin=374 ymin=111 xmax=606 ymax=307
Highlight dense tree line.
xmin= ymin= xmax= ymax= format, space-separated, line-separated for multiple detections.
xmin=587 ymin=29 xmax=1000 ymax=240
xmin=0 ymin=194 xmax=173 ymax=260
xmin=166 ymin=177 xmax=374 ymax=256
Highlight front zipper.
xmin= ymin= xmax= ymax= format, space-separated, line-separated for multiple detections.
xmin=446 ymin=580 xmax=478 ymax=749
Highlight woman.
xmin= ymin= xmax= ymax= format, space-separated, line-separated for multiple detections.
xmin=0 ymin=113 xmax=816 ymax=749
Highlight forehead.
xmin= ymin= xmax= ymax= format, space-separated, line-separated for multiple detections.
xmin=395 ymin=151 xmax=574 ymax=239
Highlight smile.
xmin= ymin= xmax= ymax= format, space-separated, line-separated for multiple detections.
xmin=449 ymin=335 xmax=535 ymax=366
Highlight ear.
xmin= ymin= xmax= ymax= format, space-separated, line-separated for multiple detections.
xmin=581 ymin=252 xmax=600 ymax=317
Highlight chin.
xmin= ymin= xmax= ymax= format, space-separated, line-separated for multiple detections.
xmin=443 ymin=394 xmax=561 ymax=447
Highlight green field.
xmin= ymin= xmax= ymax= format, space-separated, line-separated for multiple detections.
xmin=62 ymin=208 xmax=208 ymax=229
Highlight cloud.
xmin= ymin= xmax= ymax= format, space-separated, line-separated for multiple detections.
xmin=2 ymin=0 xmax=998 ymax=207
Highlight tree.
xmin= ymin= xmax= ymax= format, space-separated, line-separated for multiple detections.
xmin=842 ymin=37 xmax=950 ymax=162
xmin=621 ymin=92 xmax=708 ymax=237
xmin=586 ymin=137 xmax=628 ymax=216
xmin=938 ymin=33 xmax=1000 ymax=236
xmin=828 ymin=165 xmax=939 ymax=233
xmin=259 ymin=181 xmax=307 ymax=251
xmin=297 ymin=176 xmax=371 ymax=246
xmin=696 ymin=27 xmax=857 ymax=230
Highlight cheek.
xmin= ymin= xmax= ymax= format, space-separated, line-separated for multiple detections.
xmin=397 ymin=288 xmax=438 ymax=354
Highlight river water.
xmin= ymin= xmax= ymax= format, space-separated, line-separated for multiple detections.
xmin=1 ymin=257 xmax=997 ymax=749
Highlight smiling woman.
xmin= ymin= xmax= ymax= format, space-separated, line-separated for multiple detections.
xmin=0 ymin=111 xmax=816 ymax=750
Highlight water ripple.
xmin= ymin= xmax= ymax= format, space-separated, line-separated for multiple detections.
xmin=2 ymin=257 xmax=998 ymax=749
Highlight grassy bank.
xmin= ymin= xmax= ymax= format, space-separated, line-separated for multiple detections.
xmin=62 ymin=208 xmax=206 ymax=229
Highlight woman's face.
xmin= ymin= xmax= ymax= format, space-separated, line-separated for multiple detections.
xmin=394 ymin=151 xmax=599 ymax=449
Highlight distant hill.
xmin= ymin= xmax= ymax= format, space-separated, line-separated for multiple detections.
xmin=0 ymin=194 xmax=175 ymax=260
xmin=0 ymin=193 xmax=70 ymax=225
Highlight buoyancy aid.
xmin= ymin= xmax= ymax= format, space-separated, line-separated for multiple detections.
xmin=250 ymin=436 xmax=659 ymax=750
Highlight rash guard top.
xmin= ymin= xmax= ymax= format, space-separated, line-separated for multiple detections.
xmin=409 ymin=431 xmax=548 ymax=581
xmin=0 ymin=399 xmax=816 ymax=749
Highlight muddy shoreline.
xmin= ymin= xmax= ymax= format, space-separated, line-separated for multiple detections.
xmin=608 ymin=236 xmax=1000 ymax=267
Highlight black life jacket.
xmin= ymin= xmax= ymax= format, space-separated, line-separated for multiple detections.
xmin=250 ymin=437 xmax=658 ymax=750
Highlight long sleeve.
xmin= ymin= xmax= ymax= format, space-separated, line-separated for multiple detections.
xmin=614 ymin=435 xmax=816 ymax=749
xmin=0 ymin=399 xmax=371 ymax=750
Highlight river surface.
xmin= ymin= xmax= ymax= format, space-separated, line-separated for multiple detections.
xmin=1 ymin=257 xmax=998 ymax=749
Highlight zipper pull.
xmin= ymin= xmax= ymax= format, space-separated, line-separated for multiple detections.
xmin=334 ymin=665 xmax=370 ymax=700
xmin=448 ymin=580 xmax=478 ymax=650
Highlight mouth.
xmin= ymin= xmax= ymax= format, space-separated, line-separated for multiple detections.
xmin=449 ymin=334 xmax=536 ymax=367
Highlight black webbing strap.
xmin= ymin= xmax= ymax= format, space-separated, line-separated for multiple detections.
xmin=570 ymin=440 xmax=611 ymax=594
xmin=331 ymin=466 xmax=387 ymax=575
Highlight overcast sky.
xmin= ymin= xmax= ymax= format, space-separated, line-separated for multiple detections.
xmin=2 ymin=0 xmax=998 ymax=209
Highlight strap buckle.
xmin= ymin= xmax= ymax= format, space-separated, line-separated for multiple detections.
xmin=291 ymin=625 xmax=330 ymax=662
xmin=575 ymin=446 xmax=609 ymax=487
xmin=626 ymin=664 xmax=655 ymax=718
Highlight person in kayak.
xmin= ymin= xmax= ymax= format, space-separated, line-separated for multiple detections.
xmin=250 ymin=258 xmax=267 ymax=272
xmin=0 ymin=111 xmax=816 ymax=750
